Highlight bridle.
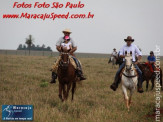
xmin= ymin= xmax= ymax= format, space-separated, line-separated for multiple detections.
xmin=125 ymin=62 xmax=133 ymax=72
xmin=59 ymin=52 xmax=70 ymax=67
xmin=123 ymin=60 xmax=137 ymax=78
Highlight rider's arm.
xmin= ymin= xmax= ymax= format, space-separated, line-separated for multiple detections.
xmin=135 ymin=45 xmax=142 ymax=63
xmin=56 ymin=46 xmax=62 ymax=52
xmin=70 ymin=47 xmax=77 ymax=54
xmin=119 ymin=45 xmax=125 ymax=58
xmin=56 ymin=37 xmax=63 ymax=52
xmin=137 ymin=55 xmax=142 ymax=62
xmin=69 ymin=38 xmax=77 ymax=54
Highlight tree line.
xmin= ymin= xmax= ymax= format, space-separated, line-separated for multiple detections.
xmin=17 ymin=35 xmax=52 ymax=55
xmin=17 ymin=44 xmax=52 ymax=51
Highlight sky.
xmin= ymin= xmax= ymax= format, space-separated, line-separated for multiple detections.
xmin=0 ymin=0 xmax=163 ymax=55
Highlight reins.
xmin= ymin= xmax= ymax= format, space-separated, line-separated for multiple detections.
xmin=122 ymin=72 xmax=137 ymax=78
xmin=122 ymin=63 xmax=137 ymax=78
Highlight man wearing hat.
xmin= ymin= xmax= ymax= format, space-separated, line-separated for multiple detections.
xmin=109 ymin=48 xmax=117 ymax=63
xmin=50 ymin=29 xmax=86 ymax=83
xmin=110 ymin=36 xmax=144 ymax=93
xmin=112 ymin=48 xmax=117 ymax=57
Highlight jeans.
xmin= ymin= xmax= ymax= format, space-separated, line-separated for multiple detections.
xmin=115 ymin=62 xmax=125 ymax=78
xmin=71 ymin=56 xmax=82 ymax=70
xmin=134 ymin=63 xmax=143 ymax=83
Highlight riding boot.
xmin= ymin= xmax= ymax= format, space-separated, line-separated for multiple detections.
xmin=110 ymin=76 xmax=121 ymax=91
xmin=76 ymin=69 xmax=86 ymax=81
xmin=50 ymin=72 xmax=57 ymax=83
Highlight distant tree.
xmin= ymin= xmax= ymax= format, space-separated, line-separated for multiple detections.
xmin=42 ymin=44 xmax=46 ymax=48
xmin=25 ymin=35 xmax=34 ymax=55
xmin=47 ymin=46 xmax=52 ymax=51
xmin=23 ymin=45 xmax=27 ymax=50
xmin=31 ymin=44 xmax=36 ymax=50
xmin=17 ymin=38 xmax=52 ymax=52
xmin=17 ymin=44 xmax=23 ymax=50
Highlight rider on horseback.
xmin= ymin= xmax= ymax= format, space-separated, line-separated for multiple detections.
xmin=110 ymin=36 xmax=144 ymax=93
xmin=109 ymin=48 xmax=117 ymax=63
xmin=50 ymin=29 xmax=86 ymax=83
xmin=147 ymin=51 xmax=156 ymax=71
xmin=112 ymin=48 xmax=117 ymax=56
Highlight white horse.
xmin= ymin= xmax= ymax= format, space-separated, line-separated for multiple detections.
xmin=111 ymin=55 xmax=117 ymax=68
xmin=121 ymin=51 xmax=138 ymax=111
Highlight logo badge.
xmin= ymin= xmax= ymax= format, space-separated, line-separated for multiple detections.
xmin=2 ymin=105 xmax=33 ymax=121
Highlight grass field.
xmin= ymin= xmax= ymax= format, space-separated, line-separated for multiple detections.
xmin=0 ymin=54 xmax=162 ymax=122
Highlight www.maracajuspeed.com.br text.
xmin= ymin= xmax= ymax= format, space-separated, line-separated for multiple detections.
xmin=2 ymin=12 xmax=94 ymax=20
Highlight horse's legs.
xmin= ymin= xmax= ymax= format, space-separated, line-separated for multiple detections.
xmin=146 ymin=80 xmax=149 ymax=91
xmin=71 ymin=82 xmax=76 ymax=101
xmin=65 ymin=82 xmax=72 ymax=100
xmin=151 ymin=78 xmax=155 ymax=90
xmin=112 ymin=59 xmax=115 ymax=68
xmin=59 ymin=83 xmax=63 ymax=102
xmin=129 ymin=89 xmax=134 ymax=106
xmin=63 ymin=84 xmax=67 ymax=101
xmin=122 ymin=85 xmax=129 ymax=111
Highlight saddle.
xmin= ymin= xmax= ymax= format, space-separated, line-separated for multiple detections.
xmin=145 ymin=62 xmax=161 ymax=72
xmin=51 ymin=56 xmax=82 ymax=73
xmin=145 ymin=62 xmax=154 ymax=72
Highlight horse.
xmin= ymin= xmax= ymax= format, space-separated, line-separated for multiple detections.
xmin=121 ymin=51 xmax=138 ymax=111
xmin=111 ymin=56 xmax=117 ymax=68
xmin=57 ymin=48 xmax=78 ymax=102
xmin=138 ymin=62 xmax=162 ymax=91
xmin=108 ymin=55 xmax=117 ymax=68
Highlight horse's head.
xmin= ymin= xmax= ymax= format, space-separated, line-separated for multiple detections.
xmin=60 ymin=47 xmax=70 ymax=67
xmin=124 ymin=51 xmax=133 ymax=71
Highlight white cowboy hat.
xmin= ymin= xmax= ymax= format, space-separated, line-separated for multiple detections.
xmin=62 ymin=29 xmax=72 ymax=33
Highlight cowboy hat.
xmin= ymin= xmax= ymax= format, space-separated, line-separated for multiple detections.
xmin=62 ymin=29 xmax=72 ymax=33
xmin=124 ymin=36 xmax=134 ymax=42
xmin=113 ymin=48 xmax=116 ymax=50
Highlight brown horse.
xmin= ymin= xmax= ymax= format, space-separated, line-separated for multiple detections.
xmin=57 ymin=49 xmax=77 ymax=102
xmin=138 ymin=63 xmax=162 ymax=91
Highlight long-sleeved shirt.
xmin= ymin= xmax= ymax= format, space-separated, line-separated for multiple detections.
xmin=119 ymin=44 xmax=142 ymax=61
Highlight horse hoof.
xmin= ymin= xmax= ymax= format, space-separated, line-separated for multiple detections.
xmin=138 ymin=88 xmax=144 ymax=93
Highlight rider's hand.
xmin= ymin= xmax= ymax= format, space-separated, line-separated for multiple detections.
xmin=69 ymin=50 xmax=73 ymax=55
xmin=120 ymin=55 xmax=125 ymax=58
xmin=134 ymin=61 xmax=139 ymax=65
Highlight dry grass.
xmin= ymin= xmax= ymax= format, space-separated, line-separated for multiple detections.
xmin=0 ymin=54 xmax=162 ymax=122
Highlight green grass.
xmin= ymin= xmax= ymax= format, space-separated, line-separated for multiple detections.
xmin=0 ymin=54 xmax=162 ymax=122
